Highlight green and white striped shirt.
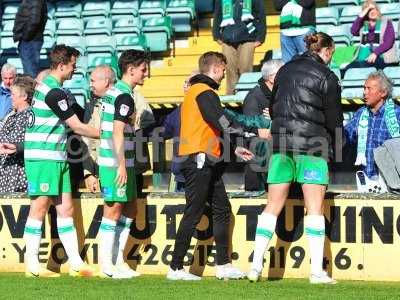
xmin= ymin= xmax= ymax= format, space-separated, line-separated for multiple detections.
xmin=24 ymin=75 xmax=71 ymax=161
xmin=98 ymin=80 xmax=135 ymax=168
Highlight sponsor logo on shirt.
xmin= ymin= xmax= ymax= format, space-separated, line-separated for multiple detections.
xmin=120 ymin=104 xmax=129 ymax=117
xmin=57 ymin=99 xmax=68 ymax=111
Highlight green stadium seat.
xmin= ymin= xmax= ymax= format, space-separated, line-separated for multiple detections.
xmin=166 ymin=0 xmax=196 ymax=33
xmin=383 ymin=66 xmax=400 ymax=86
xmin=393 ymin=87 xmax=400 ymax=98
xmin=76 ymin=55 xmax=88 ymax=76
xmin=82 ymin=1 xmax=111 ymax=18
xmin=47 ymin=2 xmax=55 ymax=19
xmin=44 ymin=19 xmax=56 ymax=37
xmin=85 ymin=35 xmax=116 ymax=54
xmin=87 ymin=53 xmax=119 ymax=76
xmin=341 ymin=88 xmax=364 ymax=99
xmin=2 ymin=3 xmax=19 ymax=20
xmin=342 ymin=67 xmax=376 ymax=88
xmin=380 ymin=3 xmax=400 ymax=22
xmin=84 ymin=17 xmax=113 ymax=36
xmin=331 ymin=68 xmax=341 ymax=80
xmin=328 ymin=0 xmax=359 ymax=9
xmin=316 ymin=7 xmax=339 ymax=26
xmin=1 ymin=21 xmax=14 ymax=37
xmin=115 ymin=34 xmax=148 ymax=53
xmin=317 ymin=24 xmax=352 ymax=47
xmin=139 ymin=0 xmax=167 ymax=23
xmin=54 ymin=1 xmax=82 ymax=19
xmin=0 ymin=36 xmax=18 ymax=55
xmin=111 ymin=0 xmax=140 ymax=17
xmin=360 ymin=0 xmax=391 ymax=3
xmin=40 ymin=36 xmax=56 ymax=54
xmin=112 ymin=15 xmax=142 ymax=36
xmin=237 ymin=72 xmax=262 ymax=84
xmin=195 ymin=0 xmax=214 ymax=14
xmin=56 ymin=36 xmax=86 ymax=55
xmin=142 ymin=16 xmax=173 ymax=52
xmin=63 ymin=76 xmax=90 ymax=101
xmin=339 ymin=6 xmax=362 ymax=25
xmin=57 ymin=18 xmax=84 ymax=36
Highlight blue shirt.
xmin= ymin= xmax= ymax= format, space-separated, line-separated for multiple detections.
xmin=344 ymin=102 xmax=400 ymax=178
xmin=0 ymin=85 xmax=12 ymax=120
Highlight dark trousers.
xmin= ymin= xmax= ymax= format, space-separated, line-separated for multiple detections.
xmin=244 ymin=163 xmax=265 ymax=191
xmin=170 ymin=155 xmax=231 ymax=270
xmin=18 ymin=40 xmax=43 ymax=78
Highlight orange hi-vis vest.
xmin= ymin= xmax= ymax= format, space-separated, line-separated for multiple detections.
xmin=179 ymin=83 xmax=222 ymax=158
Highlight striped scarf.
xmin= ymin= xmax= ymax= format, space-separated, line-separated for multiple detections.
xmin=221 ymin=0 xmax=253 ymax=27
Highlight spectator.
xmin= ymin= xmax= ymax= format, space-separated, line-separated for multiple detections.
xmin=13 ymin=0 xmax=48 ymax=78
xmin=213 ymin=0 xmax=266 ymax=95
xmin=345 ymin=1 xmax=398 ymax=72
xmin=242 ymin=59 xmax=283 ymax=192
xmin=0 ymin=75 xmax=36 ymax=193
xmin=0 ymin=64 xmax=17 ymax=120
xmin=248 ymin=32 xmax=342 ymax=284
xmin=81 ymin=65 xmax=115 ymax=194
xmin=273 ymin=0 xmax=316 ymax=63
xmin=344 ymin=71 xmax=400 ymax=192
xmin=133 ymin=88 xmax=155 ymax=199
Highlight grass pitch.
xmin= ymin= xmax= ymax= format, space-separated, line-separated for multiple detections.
xmin=2 ymin=274 xmax=400 ymax=300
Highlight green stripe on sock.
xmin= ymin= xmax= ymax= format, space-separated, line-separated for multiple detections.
xmin=117 ymin=221 xmax=131 ymax=229
xmin=100 ymin=223 xmax=116 ymax=232
xmin=24 ymin=226 xmax=42 ymax=236
xmin=256 ymin=228 xmax=273 ymax=239
xmin=305 ymin=227 xmax=325 ymax=237
xmin=57 ymin=225 xmax=74 ymax=234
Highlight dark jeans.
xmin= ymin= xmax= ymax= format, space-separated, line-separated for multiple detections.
xmin=18 ymin=40 xmax=43 ymax=78
xmin=170 ymin=155 xmax=232 ymax=270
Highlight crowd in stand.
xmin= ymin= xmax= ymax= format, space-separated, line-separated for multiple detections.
xmin=0 ymin=0 xmax=399 ymax=282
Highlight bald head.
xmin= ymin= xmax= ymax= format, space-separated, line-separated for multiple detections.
xmin=90 ymin=65 xmax=116 ymax=97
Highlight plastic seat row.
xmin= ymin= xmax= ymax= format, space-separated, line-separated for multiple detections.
xmin=317 ymin=3 xmax=400 ymax=26
xmin=1 ymin=0 xmax=195 ymax=34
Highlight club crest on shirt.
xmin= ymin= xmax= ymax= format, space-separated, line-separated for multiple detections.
xmin=40 ymin=183 xmax=49 ymax=193
xmin=117 ymin=188 xmax=126 ymax=197
xmin=58 ymin=99 xmax=68 ymax=111
xmin=27 ymin=111 xmax=35 ymax=128
xmin=120 ymin=104 xmax=129 ymax=116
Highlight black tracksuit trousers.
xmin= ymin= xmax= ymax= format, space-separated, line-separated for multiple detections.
xmin=170 ymin=155 xmax=232 ymax=270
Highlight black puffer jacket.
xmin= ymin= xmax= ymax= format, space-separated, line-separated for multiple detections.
xmin=270 ymin=51 xmax=343 ymax=159
xmin=13 ymin=0 xmax=47 ymax=42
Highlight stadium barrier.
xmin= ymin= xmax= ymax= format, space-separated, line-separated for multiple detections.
xmin=0 ymin=193 xmax=400 ymax=281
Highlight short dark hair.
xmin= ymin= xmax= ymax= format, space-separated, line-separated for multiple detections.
xmin=49 ymin=44 xmax=80 ymax=70
xmin=118 ymin=50 xmax=150 ymax=74
xmin=198 ymin=51 xmax=227 ymax=74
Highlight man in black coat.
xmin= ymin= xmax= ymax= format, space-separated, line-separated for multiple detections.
xmin=213 ymin=0 xmax=266 ymax=95
xmin=13 ymin=0 xmax=48 ymax=78
xmin=242 ymin=59 xmax=283 ymax=192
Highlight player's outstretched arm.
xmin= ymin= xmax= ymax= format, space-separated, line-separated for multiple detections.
xmin=65 ymin=115 xmax=100 ymax=139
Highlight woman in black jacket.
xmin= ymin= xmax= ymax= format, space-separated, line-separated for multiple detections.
xmin=248 ymin=32 xmax=342 ymax=284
